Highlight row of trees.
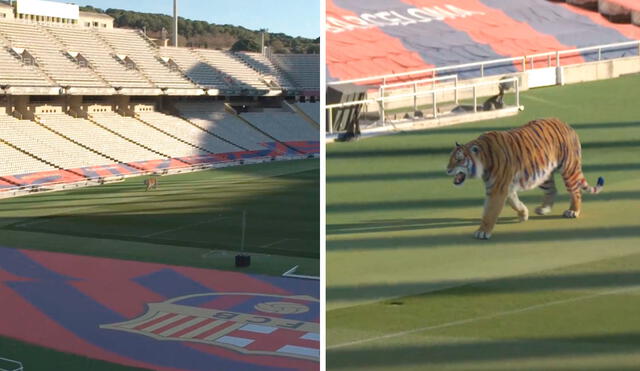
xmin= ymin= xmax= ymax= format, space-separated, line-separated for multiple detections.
xmin=80 ymin=6 xmax=319 ymax=54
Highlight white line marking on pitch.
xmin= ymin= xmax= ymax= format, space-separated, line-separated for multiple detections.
xmin=143 ymin=217 xmax=230 ymax=238
xmin=201 ymin=250 xmax=230 ymax=258
xmin=328 ymin=285 xmax=640 ymax=350
xmin=261 ymin=238 xmax=292 ymax=248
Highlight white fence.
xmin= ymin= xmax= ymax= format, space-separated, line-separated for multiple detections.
xmin=326 ymin=77 xmax=520 ymax=133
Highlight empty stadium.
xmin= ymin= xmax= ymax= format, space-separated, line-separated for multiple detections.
xmin=0 ymin=0 xmax=319 ymax=370
xmin=326 ymin=0 xmax=640 ymax=370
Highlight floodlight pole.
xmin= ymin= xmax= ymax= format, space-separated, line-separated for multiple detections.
xmin=261 ymin=29 xmax=268 ymax=55
xmin=173 ymin=0 xmax=178 ymax=47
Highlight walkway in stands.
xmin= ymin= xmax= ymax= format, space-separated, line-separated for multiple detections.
xmin=0 ymin=247 xmax=319 ymax=371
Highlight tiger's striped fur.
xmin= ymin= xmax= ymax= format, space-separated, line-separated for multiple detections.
xmin=143 ymin=177 xmax=158 ymax=191
xmin=446 ymin=118 xmax=604 ymax=240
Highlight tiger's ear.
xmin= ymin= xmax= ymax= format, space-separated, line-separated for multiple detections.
xmin=455 ymin=141 xmax=462 ymax=148
xmin=470 ymin=145 xmax=480 ymax=154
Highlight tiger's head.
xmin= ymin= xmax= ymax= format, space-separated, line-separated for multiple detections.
xmin=446 ymin=142 xmax=483 ymax=186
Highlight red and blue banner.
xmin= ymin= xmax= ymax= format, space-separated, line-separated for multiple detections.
xmin=0 ymin=247 xmax=319 ymax=370
xmin=0 ymin=141 xmax=319 ymax=191
xmin=327 ymin=0 xmax=640 ymax=82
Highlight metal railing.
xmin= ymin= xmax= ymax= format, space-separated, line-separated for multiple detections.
xmin=328 ymin=40 xmax=640 ymax=87
xmin=380 ymin=75 xmax=459 ymax=118
xmin=326 ymin=77 xmax=520 ymax=133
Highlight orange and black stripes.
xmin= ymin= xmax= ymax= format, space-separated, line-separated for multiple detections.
xmin=447 ymin=118 xmax=604 ymax=238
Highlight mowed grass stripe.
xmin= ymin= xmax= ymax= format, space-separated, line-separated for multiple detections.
xmin=329 ymin=285 xmax=640 ymax=349
xmin=0 ymin=159 xmax=320 ymax=260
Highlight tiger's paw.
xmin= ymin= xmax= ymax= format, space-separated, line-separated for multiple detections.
xmin=518 ymin=209 xmax=529 ymax=222
xmin=563 ymin=210 xmax=580 ymax=218
xmin=474 ymin=230 xmax=492 ymax=240
xmin=535 ymin=206 xmax=552 ymax=215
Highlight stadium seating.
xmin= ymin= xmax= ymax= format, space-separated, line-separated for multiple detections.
xmin=270 ymin=54 xmax=319 ymax=90
xmin=566 ymin=0 xmax=598 ymax=10
xmin=192 ymin=49 xmax=270 ymax=91
xmin=159 ymin=46 xmax=228 ymax=90
xmin=295 ymin=102 xmax=320 ymax=123
xmin=45 ymin=26 xmax=154 ymax=89
xmin=176 ymin=103 xmax=275 ymax=150
xmin=236 ymin=52 xmax=296 ymax=89
xmin=326 ymin=0 xmax=640 ymax=82
xmin=240 ymin=110 xmax=319 ymax=142
xmin=0 ymin=114 xmax=112 ymax=170
xmin=36 ymin=113 xmax=161 ymax=164
xmin=0 ymin=21 xmax=108 ymax=88
xmin=89 ymin=112 xmax=210 ymax=159
xmin=0 ymin=37 xmax=53 ymax=87
xmin=599 ymin=0 xmax=640 ymax=24
xmin=96 ymin=28 xmax=197 ymax=90
xmin=0 ymin=14 xmax=318 ymax=187
xmin=0 ymin=140 xmax=56 ymax=176
xmin=136 ymin=111 xmax=241 ymax=154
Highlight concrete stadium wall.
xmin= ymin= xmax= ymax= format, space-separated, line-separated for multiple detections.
xmin=561 ymin=56 xmax=640 ymax=84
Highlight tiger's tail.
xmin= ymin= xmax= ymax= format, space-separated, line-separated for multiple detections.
xmin=581 ymin=176 xmax=604 ymax=194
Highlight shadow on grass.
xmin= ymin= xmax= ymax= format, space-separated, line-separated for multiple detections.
xmin=328 ymin=270 xmax=640 ymax=302
xmin=0 ymin=164 xmax=320 ymax=259
xmin=328 ymin=217 xmax=523 ymax=235
xmin=328 ymin=225 xmax=640 ymax=251
xmin=328 ymin=333 xmax=640 ymax=368
xmin=327 ymin=190 xmax=640 ymax=214
xmin=327 ymin=163 xmax=640 ymax=183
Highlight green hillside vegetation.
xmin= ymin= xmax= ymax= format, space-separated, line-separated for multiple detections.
xmin=80 ymin=6 xmax=320 ymax=53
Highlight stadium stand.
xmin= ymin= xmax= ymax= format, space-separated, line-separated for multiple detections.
xmin=241 ymin=110 xmax=319 ymax=142
xmin=270 ymin=54 xmax=320 ymax=91
xmin=236 ymin=52 xmax=296 ymax=89
xmin=176 ymin=103 xmax=275 ymax=150
xmin=295 ymin=102 xmax=320 ymax=124
xmin=598 ymin=0 xmax=640 ymax=24
xmin=89 ymin=112 xmax=210 ymax=159
xmin=191 ymin=49 xmax=271 ymax=92
xmin=0 ymin=114 xmax=112 ymax=169
xmin=0 ymin=21 xmax=110 ymax=89
xmin=159 ymin=46 xmax=228 ymax=91
xmin=0 ymin=140 xmax=56 ymax=176
xmin=45 ymin=26 xmax=155 ymax=90
xmin=36 ymin=113 xmax=162 ymax=164
xmin=95 ymin=28 xmax=198 ymax=91
xmin=0 ymin=37 xmax=54 ymax=88
xmin=566 ymin=0 xmax=598 ymax=10
xmin=0 ymin=1 xmax=318 ymax=194
xmin=326 ymin=0 xmax=640 ymax=82
xmin=135 ymin=111 xmax=242 ymax=154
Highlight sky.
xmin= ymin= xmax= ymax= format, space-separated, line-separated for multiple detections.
xmin=69 ymin=0 xmax=320 ymax=38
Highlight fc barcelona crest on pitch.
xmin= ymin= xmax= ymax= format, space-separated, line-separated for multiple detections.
xmin=0 ymin=247 xmax=319 ymax=371
xmin=101 ymin=293 xmax=320 ymax=361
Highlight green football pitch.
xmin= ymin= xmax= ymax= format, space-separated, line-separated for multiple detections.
xmin=327 ymin=74 xmax=640 ymax=370
xmin=0 ymin=158 xmax=319 ymax=371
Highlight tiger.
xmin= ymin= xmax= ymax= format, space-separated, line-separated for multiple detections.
xmin=446 ymin=118 xmax=604 ymax=240
xmin=143 ymin=177 xmax=158 ymax=191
